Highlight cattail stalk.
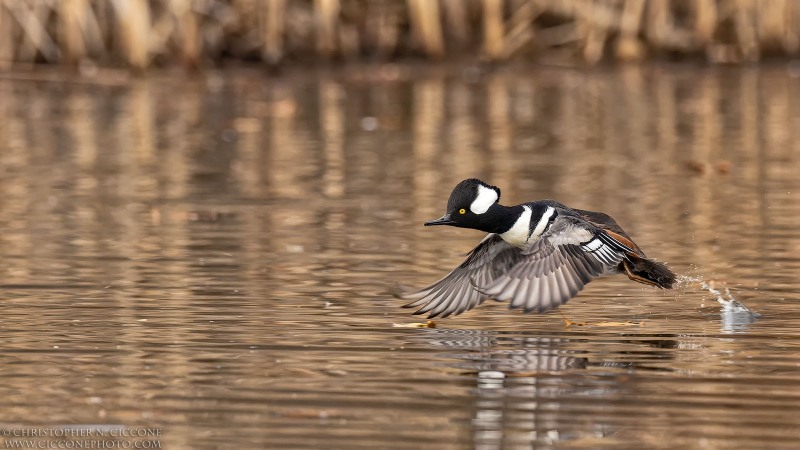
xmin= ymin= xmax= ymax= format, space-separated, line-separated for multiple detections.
xmin=0 ymin=0 xmax=797 ymax=70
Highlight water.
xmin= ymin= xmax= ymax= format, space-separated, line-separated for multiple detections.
xmin=0 ymin=65 xmax=798 ymax=449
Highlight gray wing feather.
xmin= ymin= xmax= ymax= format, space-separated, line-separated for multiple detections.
xmin=476 ymin=240 xmax=606 ymax=312
xmin=401 ymin=234 xmax=524 ymax=318
xmin=475 ymin=214 xmax=626 ymax=313
xmin=404 ymin=214 xmax=628 ymax=317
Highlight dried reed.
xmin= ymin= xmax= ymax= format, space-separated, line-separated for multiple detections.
xmin=0 ymin=0 xmax=798 ymax=71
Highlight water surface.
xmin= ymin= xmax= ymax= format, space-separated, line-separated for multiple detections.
xmin=0 ymin=65 xmax=798 ymax=449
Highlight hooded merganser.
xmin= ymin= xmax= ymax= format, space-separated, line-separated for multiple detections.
xmin=402 ymin=179 xmax=676 ymax=318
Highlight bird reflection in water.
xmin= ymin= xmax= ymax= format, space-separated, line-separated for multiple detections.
xmin=409 ymin=329 xmax=678 ymax=448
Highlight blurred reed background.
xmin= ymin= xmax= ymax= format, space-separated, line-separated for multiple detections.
xmin=1 ymin=0 xmax=799 ymax=71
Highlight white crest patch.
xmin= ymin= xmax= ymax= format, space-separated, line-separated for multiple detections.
xmin=470 ymin=185 xmax=499 ymax=214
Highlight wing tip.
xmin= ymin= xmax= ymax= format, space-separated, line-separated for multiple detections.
xmin=394 ymin=283 xmax=418 ymax=299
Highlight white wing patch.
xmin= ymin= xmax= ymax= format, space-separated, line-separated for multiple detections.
xmin=580 ymin=237 xmax=620 ymax=265
xmin=470 ymin=184 xmax=499 ymax=214
xmin=582 ymin=238 xmax=603 ymax=251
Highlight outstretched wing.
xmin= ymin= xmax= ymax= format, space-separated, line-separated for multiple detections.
xmin=476 ymin=216 xmax=627 ymax=313
xmin=401 ymin=234 xmax=524 ymax=318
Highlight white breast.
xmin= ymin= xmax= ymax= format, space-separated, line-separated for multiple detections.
xmin=500 ymin=206 xmax=532 ymax=247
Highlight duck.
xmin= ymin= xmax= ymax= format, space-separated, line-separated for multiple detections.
xmin=402 ymin=179 xmax=676 ymax=318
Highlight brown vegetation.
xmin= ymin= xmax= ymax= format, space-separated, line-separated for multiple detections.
xmin=1 ymin=0 xmax=799 ymax=70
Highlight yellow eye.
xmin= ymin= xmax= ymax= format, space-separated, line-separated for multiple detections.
xmin=459 ymin=208 xmax=466 ymax=215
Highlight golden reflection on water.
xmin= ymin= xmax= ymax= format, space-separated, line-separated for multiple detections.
xmin=0 ymin=66 xmax=799 ymax=449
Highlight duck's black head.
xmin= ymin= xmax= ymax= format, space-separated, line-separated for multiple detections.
xmin=425 ymin=179 xmax=510 ymax=233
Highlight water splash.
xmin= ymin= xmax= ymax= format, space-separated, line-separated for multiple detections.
xmin=700 ymin=280 xmax=761 ymax=333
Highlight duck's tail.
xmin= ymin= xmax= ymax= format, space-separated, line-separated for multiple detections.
xmin=620 ymin=254 xmax=676 ymax=289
